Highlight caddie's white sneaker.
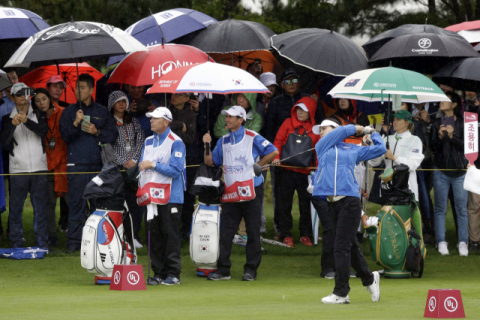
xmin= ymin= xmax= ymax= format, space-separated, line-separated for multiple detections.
xmin=458 ymin=242 xmax=469 ymax=257
xmin=367 ymin=271 xmax=380 ymax=302
xmin=321 ymin=294 xmax=350 ymax=304
xmin=438 ymin=241 xmax=449 ymax=256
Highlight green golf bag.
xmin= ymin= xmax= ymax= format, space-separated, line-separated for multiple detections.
xmin=365 ymin=164 xmax=426 ymax=278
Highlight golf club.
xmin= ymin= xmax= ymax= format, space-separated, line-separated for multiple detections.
xmin=253 ymin=148 xmax=315 ymax=176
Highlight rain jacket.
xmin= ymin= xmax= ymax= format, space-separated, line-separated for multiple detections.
xmin=273 ymin=97 xmax=319 ymax=174
xmin=213 ymin=93 xmax=262 ymax=138
xmin=45 ymin=103 xmax=68 ymax=193
xmin=312 ymin=125 xmax=386 ymax=200
xmin=59 ymin=100 xmax=118 ymax=171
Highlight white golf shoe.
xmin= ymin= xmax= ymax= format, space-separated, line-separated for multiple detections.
xmin=367 ymin=271 xmax=380 ymax=302
xmin=438 ymin=241 xmax=449 ymax=256
xmin=321 ymin=294 xmax=350 ymax=304
xmin=458 ymin=242 xmax=469 ymax=257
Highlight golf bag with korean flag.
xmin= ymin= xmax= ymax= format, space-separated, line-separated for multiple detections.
xmin=80 ymin=163 xmax=137 ymax=285
xmin=189 ymin=163 xmax=225 ymax=277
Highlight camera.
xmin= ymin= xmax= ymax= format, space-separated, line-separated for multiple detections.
xmin=16 ymin=87 xmax=36 ymax=97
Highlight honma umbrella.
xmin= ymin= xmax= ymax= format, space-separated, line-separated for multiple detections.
xmin=19 ymin=63 xmax=104 ymax=104
xmin=107 ymin=44 xmax=214 ymax=87
xmin=369 ymin=33 xmax=479 ymax=73
xmin=106 ymin=8 xmax=217 ymax=66
xmin=5 ymin=21 xmax=147 ymax=68
xmin=362 ymin=24 xmax=466 ymax=58
xmin=0 ymin=7 xmax=50 ymax=68
xmin=433 ymin=57 xmax=480 ymax=92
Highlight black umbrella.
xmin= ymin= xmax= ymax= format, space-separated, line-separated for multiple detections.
xmin=0 ymin=69 xmax=12 ymax=92
xmin=433 ymin=57 xmax=480 ymax=91
xmin=177 ymin=18 xmax=274 ymax=53
xmin=363 ymin=24 xmax=467 ymax=59
xmin=369 ymin=33 xmax=480 ymax=74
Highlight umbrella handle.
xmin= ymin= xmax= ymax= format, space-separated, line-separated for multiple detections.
xmin=206 ymin=143 xmax=210 ymax=156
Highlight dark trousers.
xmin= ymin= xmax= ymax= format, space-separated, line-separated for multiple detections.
xmin=46 ymin=173 xmax=70 ymax=239
xmin=311 ymin=198 xmax=335 ymax=276
xmin=275 ymin=167 xmax=313 ymax=238
xmin=58 ymin=196 xmax=69 ymax=230
xmin=182 ymin=165 xmax=198 ymax=238
xmin=150 ymin=203 xmax=183 ymax=279
xmin=217 ymin=185 xmax=264 ymax=278
xmin=124 ymin=183 xmax=144 ymax=239
xmin=66 ymin=170 xmax=98 ymax=248
xmin=9 ymin=173 xmax=48 ymax=248
xmin=330 ymin=196 xmax=373 ymax=297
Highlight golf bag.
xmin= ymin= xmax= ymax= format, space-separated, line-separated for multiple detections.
xmin=190 ymin=203 xmax=221 ymax=276
xmin=81 ymin=163 xmax=137 ymax=284
xmin=189 ymin=163 xmax=224 ymax=277
xmin=365 ymin=165 xmax=426 ymax=278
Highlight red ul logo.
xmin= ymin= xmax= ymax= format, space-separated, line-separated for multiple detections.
xmin=127 ymin=271 xmax=140 ymax=285
xmin=113 ymin=271 xmax=121 ymax=284
xmin=444 ymin=297 xmax=458 ymax=312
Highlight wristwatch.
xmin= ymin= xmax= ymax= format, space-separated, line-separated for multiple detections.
xmin=95 ymin=129 xmax=100 ymax=137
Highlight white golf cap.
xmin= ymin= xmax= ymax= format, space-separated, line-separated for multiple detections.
xmin=312 ymin=119 xmax=340 ymax=135
xmin=146 ymin=107 xmax=173 ymax=122
xmin=221 ymin=105 xmax=246 ymax=121
xmin=294 ymin=102 xmax=308 ymax=112
xmin=259 ymin=72 xmax=277 ymax=87
xmin=10 ymin=82 xmax=28 ymax=95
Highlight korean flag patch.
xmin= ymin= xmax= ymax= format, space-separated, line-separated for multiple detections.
xmin=150 ymin=188 xmax=165 ymax=199
xmin=262 ymin=140 xmax=269 ymax=147
xmin=175 ymin=151 xmax=183 ymax=158
xmin=238 ymin=186 xmax=252 ymax=197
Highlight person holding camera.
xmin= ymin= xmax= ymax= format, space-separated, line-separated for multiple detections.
xmin=125 ymin=84 xmax=157 ymax=137
xmin=0 ymin=83 xmax=49 ymax=249
xmin=59 ymin=74 xmax=117 ymax=253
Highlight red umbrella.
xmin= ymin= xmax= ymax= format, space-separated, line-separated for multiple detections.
xmin=19 ymin=63 xmax=104 ymax=105
xmin=107 ymin=44 xmax=214 ymax=87
xmin=445 ymin=21 xmax=480 ymax=32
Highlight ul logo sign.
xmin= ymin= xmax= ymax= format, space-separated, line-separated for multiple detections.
xmin=428 ymin=296 xmax=436 ymax=312
xmin=113 ymin=271 xmax=121 ymax=285
xmin=127 ymin=271 xmax=140 ymax=285
xmin=444 ymin=297 xmax=458 ymax=312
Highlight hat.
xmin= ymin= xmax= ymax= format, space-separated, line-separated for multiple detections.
xmin=146 ymin=107 xmax=173 ymax=121
xmin=389 ymin=110 xmax=413 ymax=124
xmin=221 ymin=105 xmax=246 ymax=121
xmin=312 ymin=119 xmax=340 ymax=135
xmin=294 ymin=102 xmax=308 ymax=112
xmin=10 ymin=82 xmax=28 ymax=95
xmin=47 ymin=75 xmax=67 ymax=88
xmin=108 ymin=90 xmax=130 ymax=112
xmin=259 ymin=72 xmax=277 ymax=87
xmin=282 ymin=68 xmax=300 ymax=80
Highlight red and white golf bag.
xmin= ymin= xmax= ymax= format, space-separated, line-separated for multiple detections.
xmin=81 ymin=208 xmax=137 ymax=284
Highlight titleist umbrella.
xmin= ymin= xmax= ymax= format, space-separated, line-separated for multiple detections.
xmin=433 ymin=57 xmax=480 ymax=91
xmin=363 ymin=24 xmax=467 ymax=59
xmin=369 ymin=33 xmax=479 ymax=73
xmin=5 ymin=20 xmax=147 ymax=68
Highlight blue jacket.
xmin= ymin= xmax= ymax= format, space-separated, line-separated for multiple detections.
xmin=139 ymin=127 xmax=186 ymax=204
xmin=313 ymin=125 xmax=386 ymax=199
xmin=59 ymin=100 xmax=118 ymax=171
xmin=211 ymin=126 xmax=277 ymax=187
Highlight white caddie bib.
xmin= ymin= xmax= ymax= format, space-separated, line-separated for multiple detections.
xmin=137 ymin=132 xmax=180 ymax=206
xmin=221 ymin=129 xmax=256 ymax=203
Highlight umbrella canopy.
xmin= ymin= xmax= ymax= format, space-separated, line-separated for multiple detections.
xmin=328 ymin=66 xmax=450 ymax=103
xmin=456 ymin=30 xmax=480 ymax=44
xmin=209 ymin=50 xmax=282 ymax=74
xmin=147 ymin=61 xmax=269 ymax=94
xmin=433 ymin=57 xmax=480 ymax=92
xmin=445 ymin=21 xmax=480 ymax=32
xmin=107 ymin=44 xmax=214 ymax=87
xmin=19 ymin=63 xmax=104 ymax=104
xmin=5 ymin=21 xmax=147 ymax=68
xmin=362 ymin=24 xmax=466 ymax=58
xmin=179 ymin=18 xmax=274 ymax=53
xmin=0 ymin=69 xmax=12 ymax=92
xmin=271 ymin=28 xmax=368 ymax=76
xmin=106 ymin=8 xmax=217 ymax=66
xmin=369 ymin=33 xmax=479 ymax=73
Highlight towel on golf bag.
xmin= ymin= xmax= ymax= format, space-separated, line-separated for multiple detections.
xmin=83 ymin=162 xmax=125 ymax=210
xmin=189 ymin=163 xmax=225 ymax=204
xmin=0 ymin=247 xmax=48 ymax=259
xmin=464 ymin=165 xmax=480 ymax=194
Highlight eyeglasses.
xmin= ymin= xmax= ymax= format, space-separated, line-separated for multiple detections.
xmin=14 ymin=93 xmax=23 ymax=97
xmin=283 ymin=78 xmax=299 ymax=85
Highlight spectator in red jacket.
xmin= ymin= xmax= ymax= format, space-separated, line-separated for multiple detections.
xmin=272 ymin=97 xmax=319 ymax=247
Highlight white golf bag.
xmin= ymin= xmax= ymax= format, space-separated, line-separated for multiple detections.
xmin=190 ymin=203 xmax=221 ymax=277
xmin=81 ymin=208 xmax=137 ymax=284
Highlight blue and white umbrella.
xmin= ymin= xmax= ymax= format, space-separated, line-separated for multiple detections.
xmin=0 ymin=7 xmax=49 ymax=40
xmin=106 ymin=8 xmax=217 ymax=66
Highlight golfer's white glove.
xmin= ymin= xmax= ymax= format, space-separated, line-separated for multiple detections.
xmin=363 ymin=126 xmax=375 ymax=136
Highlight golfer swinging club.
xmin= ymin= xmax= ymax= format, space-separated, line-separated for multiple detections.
xmin=312 ymin=118 xmax=386 ymax=304
xmin=203 ymin=106 xmax=278 ymax=281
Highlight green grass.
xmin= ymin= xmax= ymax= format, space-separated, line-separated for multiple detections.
xmin=1 ymin=187 xmax=479 ymax=319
